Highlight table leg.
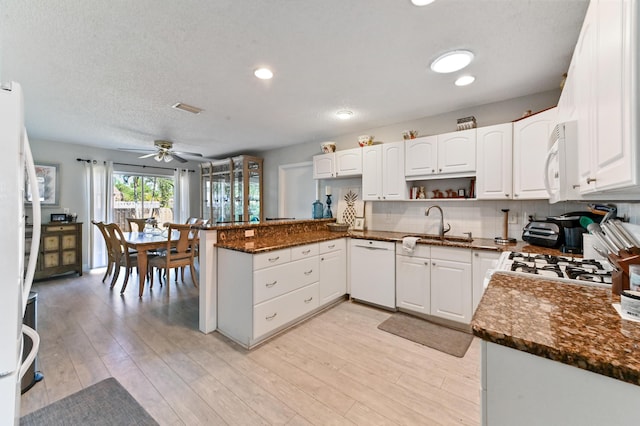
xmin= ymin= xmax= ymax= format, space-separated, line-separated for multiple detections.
xmin=138 ymin=250 xmax=148 ymax=298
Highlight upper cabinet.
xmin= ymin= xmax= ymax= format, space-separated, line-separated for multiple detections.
xmin=405 ymin=129 xmax=476 ymax=179
xmin=570 ymin=0 xmax=639 ymax=194
xmin=362 ymin=142 xmax=408 ymax=201
xmin=313 ymin=148 xmax=362 ymax=179
xmin=475 ymin=123 xmax=513 ymax=200
xmin=512 ymin=107 xmax=557 ymax=200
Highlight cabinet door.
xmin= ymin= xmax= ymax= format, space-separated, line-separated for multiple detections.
xmin=405 ymin=136 xmax=437 ymax=177
xmin=396 ymin=255 xmax=430 ymax=315
xmin=437 ymin=129 xmax=476 ymax=174
xmin=431 ymin=257 xmax=472 ymax=324
xmin=592 ymin=0 xmax=633 ymax=191
xmin=362 ymin=145 xmax=383 ymax=200
xmin=382 ymin=141 xmax=407 ymax=200
xmin=513 ymin=107 xmax=557 ymax=199
xmin=335 ymin=149 xmax=362 ymax=177
xmin=476 ymin=123 xmax=513 ymax=200
xmin=319 ymin=249 xmax=346 ymax=305
xmin=313 ymin=153 xmax=335 ymax=179
xmin=472 ymin=250 xmax=500 ymax=313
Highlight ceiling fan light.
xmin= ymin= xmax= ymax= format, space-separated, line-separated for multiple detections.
xmin=430 ymin=50 xmax=474 ymax=73
xmin=163 ymin=155 xmax=173 ymax=163
xmin=154 ymin=152 xmax=163 ymax=162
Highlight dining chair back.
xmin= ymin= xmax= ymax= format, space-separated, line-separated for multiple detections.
xmin=127 ymin=217 xmax=149 ymax=232
xmin=105 ymin=222 xmax=140 ymax=293
xmin=148 ymin=223 xmax=198 ymax=288
xmin=91 ymin=220 xmax=116 ymax=284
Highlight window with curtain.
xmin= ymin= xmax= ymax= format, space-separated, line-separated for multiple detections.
xmin=112 ymin=172 xmax=175 ymax=231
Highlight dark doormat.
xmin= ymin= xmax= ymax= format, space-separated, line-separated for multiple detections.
xmin=378 ymin=313 xmax=473 ymax=358
xmin=21 ymin=377 xmax=158 ymax=426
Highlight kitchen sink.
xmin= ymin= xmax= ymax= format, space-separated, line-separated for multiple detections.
xmin=402 ymin=234 xmax=473 ymax=243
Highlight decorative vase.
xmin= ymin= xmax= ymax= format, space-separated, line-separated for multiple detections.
xmin=312 ymin=200 xmax=324 ymax=219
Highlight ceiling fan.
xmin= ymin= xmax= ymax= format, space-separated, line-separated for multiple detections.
xmin=120 ymin=140 xmax=203 ymax=163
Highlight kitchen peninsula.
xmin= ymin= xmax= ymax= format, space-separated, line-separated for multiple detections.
xmin=472 ymin=273 xmax=640 ymax=425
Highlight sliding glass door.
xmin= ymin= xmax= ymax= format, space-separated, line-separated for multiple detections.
xmin=113 ymin=173 xmax=175 ymax=231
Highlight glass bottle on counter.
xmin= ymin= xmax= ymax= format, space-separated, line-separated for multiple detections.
xmin=312 ymin=200 xmax=324 ymax=219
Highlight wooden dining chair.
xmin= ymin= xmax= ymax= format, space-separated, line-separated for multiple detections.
xmin=91 ymin=220 xmax=117 ymax=284
xmin=148 ymin=223 xmax=198 ymax=288
xmin=105 ymin=223 xmax=143 ymax=293
xmin=126 ymin=217 xmax=149 ymax=232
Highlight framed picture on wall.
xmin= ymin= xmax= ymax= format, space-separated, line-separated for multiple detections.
xmin=25 ymin=163 xmax=60 ymax=206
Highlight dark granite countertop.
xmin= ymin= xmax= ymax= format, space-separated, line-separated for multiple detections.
xmin=472 ymin=272 xmax=640 ymax=386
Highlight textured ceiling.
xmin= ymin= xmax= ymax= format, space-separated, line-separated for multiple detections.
xmin=1 ymin=0 xmax=588 ymax=159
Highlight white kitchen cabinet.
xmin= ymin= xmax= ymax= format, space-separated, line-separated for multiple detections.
xmin=405 ymin=129 xmax=476 ymax=179
xmin=350 ymin=239 xmax=395 ymax=309
xmin=437 ymin=129 xmax=476 ymax=175
xmin=430 ymin=246 xmax=472 ymax=324
xmin=482 ymin=341 xmax=640 ymax=426
xmin=475 ymin=123 xmax=513 ymax=200
xmin=572 ymin=0 xmax=639 ymax=194
xmin=405 ymin=135 xmax=438 ymax=177
xmin=313 ymin=153 xmax=334 ymax=179
xmin=319 ymin=238 xmax=347 ymax=306
xmin=217 ymin=242 xmax=324 ymax=348
xmin=395 ymin=243 xmax=431 ymax=315
xmin=362 ymin=141 xmax=408 ymax=201
xmin=313 ymin=148 xmax=362 ymax=179
xmin=512 ymin=107 xmax=557 ymax=199
xmin=472 ymin=250 xmax=500 ymax=313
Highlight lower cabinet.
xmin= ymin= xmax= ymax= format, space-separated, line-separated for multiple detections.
xmin=396 ymin=244 xmax=473 ymax=325
xmin=319 ymin=239 xmax=347 ymax=305
xmin=472 ymin=250 xmax=500 ymax=312
xmin=217 ymin=239 xmax=346 ymax=348
xmin=33 ymin=222 xmax=83 ymax=280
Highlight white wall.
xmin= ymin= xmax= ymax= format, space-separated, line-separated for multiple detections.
xmin=27 ymin=138 xmax=202 ymax=270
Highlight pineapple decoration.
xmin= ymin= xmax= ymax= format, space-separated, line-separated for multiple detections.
xmin=342 ymin=190 xmax=358 ymax=227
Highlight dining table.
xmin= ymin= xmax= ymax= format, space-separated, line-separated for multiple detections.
xmin=123 ymin=230 xmax=193 ymax=297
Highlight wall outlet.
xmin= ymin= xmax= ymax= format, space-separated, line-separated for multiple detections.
xmin=63 ymin=208 xmax=69 ymax=214
xmin=508 ymin=212 xmax=518 ymax=224
xmin=244 ymin=229 xmax=255 ymax=238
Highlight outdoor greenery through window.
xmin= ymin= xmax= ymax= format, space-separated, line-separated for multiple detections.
xmin=113 ymin=173 xmax=175 ymax=231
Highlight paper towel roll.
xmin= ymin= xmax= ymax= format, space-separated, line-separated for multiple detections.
xmin=583 ymin=233 xmax=607 ymax=260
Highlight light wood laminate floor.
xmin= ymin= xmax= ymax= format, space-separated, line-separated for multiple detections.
xmin=22 ymin=269 xmax=480 ymax=425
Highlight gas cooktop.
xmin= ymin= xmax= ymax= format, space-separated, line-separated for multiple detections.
xmin=494 ymin=251 xmax=613 ymax=287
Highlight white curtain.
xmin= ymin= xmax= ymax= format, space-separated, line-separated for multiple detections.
xmin=174 ymin=168 xmax=190 ymax=223
xmin=85 ymin=160 xmax=113 ymax=268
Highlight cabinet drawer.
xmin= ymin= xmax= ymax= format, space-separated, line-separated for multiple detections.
xmin=431 ymin=246 xmax=471 ymax=263
xmin=43 ymin=236 xmax=59 ymax=251
xmin=61 ymin=235 xmax=76 ymax=250
xmin=319 ymin=238 xmax=345 ymax=254
xmin=395 ymin=242 xmax=431 ymax=258
xmin=253 ymin=282 xmax=319 ymax=339
xmin=45 ymin=225 xmax=76 ymax=232
xmin=253 ymin=248 xmax=291 ymax=270
xmin=253 ymin=257 xmax=318 ymax=304
xmin=291 ymin=243 xmax=319 ymax=261
xmin=62 ymin=250 xmax=76 ymax=265
xmin=43 ymin=253 xmax=59 ymax=268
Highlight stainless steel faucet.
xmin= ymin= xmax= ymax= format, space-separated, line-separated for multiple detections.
xmin=425 ymin=205 xmax=451 ymax=239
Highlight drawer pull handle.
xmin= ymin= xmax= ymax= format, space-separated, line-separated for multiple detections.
xmin=265 ymin=313 xmax=277 ymax=320
xmin=328 ymin=244 xmax=335 ymax=249
xmin=268 ymin=256 xmax=280 ymax=262
xmin=304 ymin=269 xmax=313 ymax=275
xmin=302 ymin=249 xmax=311 ymax=255
xmin=265 ymin=281 xmax=277 ymax=288
xmin=304 ymin=297 xmax=313 ymax=303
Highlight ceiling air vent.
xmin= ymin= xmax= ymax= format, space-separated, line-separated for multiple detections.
xmin=171 ymin=102 xmax=203 ymax=114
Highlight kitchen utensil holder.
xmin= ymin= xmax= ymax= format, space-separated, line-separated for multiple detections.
xmin=608 ymin=253 xmax=640 ymax=295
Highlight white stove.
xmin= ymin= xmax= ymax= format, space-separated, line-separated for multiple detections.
xmin=493 ymin=251 xmax=613 ymax=288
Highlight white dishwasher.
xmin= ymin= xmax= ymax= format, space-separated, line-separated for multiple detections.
xmin=349 ymin=239 xmax=395 ymax=309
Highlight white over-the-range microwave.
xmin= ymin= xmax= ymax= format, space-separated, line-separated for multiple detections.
xmin=544 ymin=120 xmax=579 ymax=204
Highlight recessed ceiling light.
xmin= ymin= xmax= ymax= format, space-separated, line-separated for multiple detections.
xmin=254 ymin=68 xmax=274 ymax=80
xmin=455 ymin=75 xmax=475 ymax=86
xmin=411 ymin=0 xmax=435 ymax=6
xmin=430 ymin=50 xmax=474 ymax=73
xmin=171 ymin=102 xmax=203 ymax=114
xmin=336 ymin=110 xmax=354 ymax=120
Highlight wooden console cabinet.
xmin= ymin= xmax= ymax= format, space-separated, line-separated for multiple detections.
xmin=28 ymin=222 xmax=83 ymax=280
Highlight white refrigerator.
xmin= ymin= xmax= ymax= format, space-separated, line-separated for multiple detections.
xmin=0 ymin=82 xmax=42 ymax=425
